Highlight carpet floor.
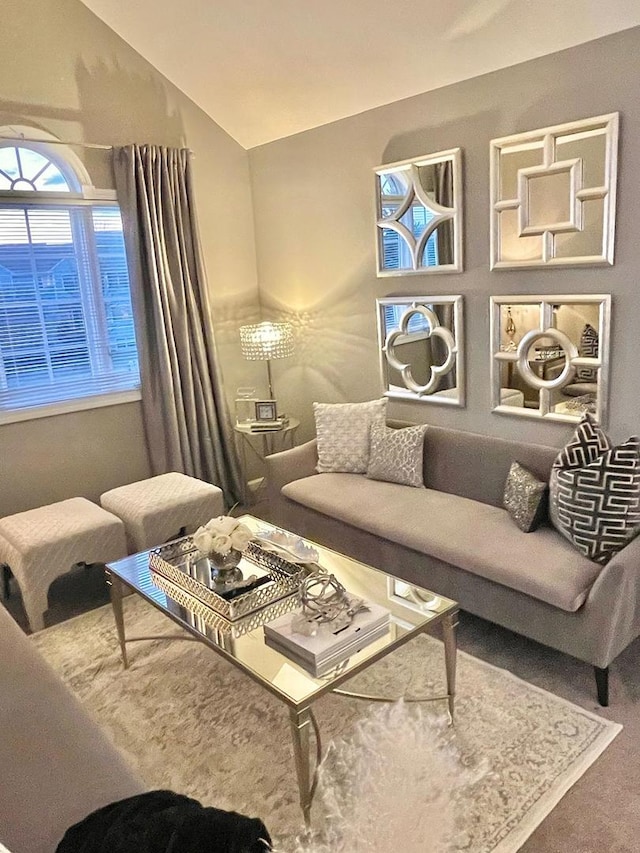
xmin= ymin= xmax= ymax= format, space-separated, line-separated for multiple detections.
xmin=31 ymin=596 xmax=621 ymax=852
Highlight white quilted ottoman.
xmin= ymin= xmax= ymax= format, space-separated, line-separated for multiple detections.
xmin=0 ymin=498 xmax=127 ymax=632
xmin=100 ymin=472 xmax=224 ymax=554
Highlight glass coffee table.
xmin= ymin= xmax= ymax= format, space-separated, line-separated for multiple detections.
xmin=105 ymin=515 xmax=458 ymax=825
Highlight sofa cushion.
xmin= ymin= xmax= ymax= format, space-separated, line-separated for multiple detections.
xmin=367 ymin=423 xmax=427 ymax=488
xmin=282 ymin=474 xmax=602 ymax=612
xmin=313 ymin=399 xmax=387 ymax=474
xmin=420 ymin=426 xmax=558 ymax=509
xmin=562 ymin=383 xmax=598 ymax=398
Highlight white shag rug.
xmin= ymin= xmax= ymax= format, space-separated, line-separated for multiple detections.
xmin=32 ymin=597 xmax=621 ymax=852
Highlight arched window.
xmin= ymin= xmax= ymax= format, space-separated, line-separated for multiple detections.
xmin=378 ymin=172 xmax=439 ymax=271
xmin=0 ymin=134 xmax=140 ymax=422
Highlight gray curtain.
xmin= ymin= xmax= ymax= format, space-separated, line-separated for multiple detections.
xmin=430 ymin=163 xmax=456 ymax=391
xmin=434 ymin=161 xmax=454 ymax=266
xmin=432 ymin=303 xmax=456 ymax=391
xmin=114 ymin=145 xmax=243 ymax=506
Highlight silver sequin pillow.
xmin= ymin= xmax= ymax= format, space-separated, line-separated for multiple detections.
xmin=503 ymin=461 xmax=548 ymax=533
xmin=314 ymin=399 xmax=387 ymax=473
xmin=366 ymin=423 xmax=427 ymax=488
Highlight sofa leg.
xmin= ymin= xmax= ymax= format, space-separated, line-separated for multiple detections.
xmin=1 ymin=564 xmax=10 ymax=599
xmin=594 ymin=666 xmax=609 ymax=707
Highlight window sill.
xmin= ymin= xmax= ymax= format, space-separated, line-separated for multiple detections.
xmin=0 ymin=389 xmax=142 ymax=426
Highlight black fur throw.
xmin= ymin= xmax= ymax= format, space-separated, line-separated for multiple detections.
xmin=55 ymin=789 xmax=272 ymax=853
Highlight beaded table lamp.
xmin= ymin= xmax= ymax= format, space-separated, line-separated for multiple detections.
xmin=239 ymin=321 xmax=294 ymax=401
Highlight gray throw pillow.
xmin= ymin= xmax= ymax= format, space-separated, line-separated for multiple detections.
xmin=366 ymin=423 xmax=427 ymax=488
xmin=549 ymin=415 xmax=640 ymax=564
xmin=314 ymin=399 xmax=387 ymax=474
xmin=503 ymin=461 xmax=548 ymax=533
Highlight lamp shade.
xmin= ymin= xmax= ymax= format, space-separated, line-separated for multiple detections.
xmin=239 ymin=322 xmax=294 ymax=361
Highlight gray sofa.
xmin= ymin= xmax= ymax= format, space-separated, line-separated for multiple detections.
xmin=266 ymin=423 xmax=640 ymax=705
xmin=0 ymin=602 xmax=145 ymax=853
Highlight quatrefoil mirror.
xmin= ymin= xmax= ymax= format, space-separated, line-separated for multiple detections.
xmin=490 ymin=295 xmax=611 ymax=424
xmin=374 ymin=149 xmax=463 ymax=276
xmin=377 ymin=296 xmax=464 ymax=406
xmin=490 ymin=114 xmax=619 ymax=269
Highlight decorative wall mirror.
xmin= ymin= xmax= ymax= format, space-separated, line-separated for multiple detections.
xmin=490 ymin=113 xmax=619 ymax=269
xmin=377 ymin=296 xmax=464 ymax=406
xmin=490 ymin=295 xmax=611 ymax=424
xmin=374 ymin=148 xmax=463 ymax=276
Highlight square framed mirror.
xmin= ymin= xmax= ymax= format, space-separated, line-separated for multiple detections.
xmin=377 ymin=296 xmax=464 ymax=406
xmin=374 ymin=149 xmax=463 ymax=276
xmin=490 ymin=114 xmax=619 ymax=269
xmin=490 ymin=295 xmax=611 ymax=424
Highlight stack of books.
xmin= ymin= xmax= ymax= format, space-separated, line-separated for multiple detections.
xmin=249 ymin=416 xmax=289 ymax=432
xmin=264 ymin=602 xmax=390 ymax=676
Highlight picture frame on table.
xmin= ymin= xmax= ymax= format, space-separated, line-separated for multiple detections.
xmin=255 ymin=400 xmax=278 ymax=422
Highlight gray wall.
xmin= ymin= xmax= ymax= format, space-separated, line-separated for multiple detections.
xmin=249 ymin=27 xmax=640 ymax=448
xmin=2 ymin=15 xmax=639 ymax=517
xmin=0 ymin=0 xmax=261 ymax=515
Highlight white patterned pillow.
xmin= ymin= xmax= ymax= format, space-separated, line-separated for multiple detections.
xmin=314 ymin=399 xmax=387 ymax=473
xmin=367 ymin=423 xmax=427 ymax=488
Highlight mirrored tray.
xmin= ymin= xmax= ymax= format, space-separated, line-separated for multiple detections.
xmin=154 ymin=571 xmax=301 ymax=636
xmin=149 ymin=537 xmax=310 ymax=621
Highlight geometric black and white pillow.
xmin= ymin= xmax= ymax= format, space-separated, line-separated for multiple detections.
xmin=553 ymin=413 xmax=610 ymax=470
xmin=550 ymin=421 xmax=640 ymax=564
xmin=576 ymin=322 xmax=599 ymax=381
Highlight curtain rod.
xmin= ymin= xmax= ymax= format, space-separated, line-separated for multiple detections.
xmin=0 ymin=135 xmax=194 ymax=155
xmin=0 ymin=135 xmax=112 ymax=150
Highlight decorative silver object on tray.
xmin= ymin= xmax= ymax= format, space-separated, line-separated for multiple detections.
xmin=293 ymin=571 xmax=370 ymax=637
xmin=149 ymin=536 xmax=310 ymax=622
xmin=253 ymin=528 xmax=320 ymax=564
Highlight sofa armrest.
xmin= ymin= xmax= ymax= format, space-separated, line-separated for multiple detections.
xmin=584 ymin=533 xmax=640 ymax=666
xmin=0 ymin=604 xmax=144 ymax=853
xmin=263 ymin=440 xmax=318 ymax=525
xmin=265 ymin=439 xmax=318 ymax=493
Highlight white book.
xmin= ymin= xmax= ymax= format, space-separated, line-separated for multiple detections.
xmin=265 ymin=623 xmax=391 ymax=677
xmin=266 ymin=617 xmax=388 ymax=664
xmin=264 ymin=602 xmax=390 ymax=666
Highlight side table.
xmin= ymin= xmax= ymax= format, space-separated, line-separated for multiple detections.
xmin=234 ymin=418 xmax=300 ymax=505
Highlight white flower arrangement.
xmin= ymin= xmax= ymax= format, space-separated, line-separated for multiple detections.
xmin=192 ymin=516 xmax=252 ymax=557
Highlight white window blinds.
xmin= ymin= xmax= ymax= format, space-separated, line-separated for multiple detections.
xmin=0 ymin=203 xmax=140 ymax=415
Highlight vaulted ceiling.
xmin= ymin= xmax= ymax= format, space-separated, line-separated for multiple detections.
xmin=80 ymin=0 xmax=640 ymax=149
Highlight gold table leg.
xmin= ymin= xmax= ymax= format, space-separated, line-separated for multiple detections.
xmin=442 ymin=610 xmax=459 ymax=723
xmin=107 ymin=571 xmax=129 ymax=669
xmin=289 ymin=707 xmax=321 ymax=827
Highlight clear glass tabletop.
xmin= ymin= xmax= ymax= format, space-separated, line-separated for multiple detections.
xmin=106 ymin=515 xmax=457 ymax=711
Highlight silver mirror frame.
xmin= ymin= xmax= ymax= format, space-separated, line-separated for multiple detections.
xmin=374 ymin=149 xmax=463 ymax=276
xmin=490 ymin=294 xmax=611 ymax=425
xmin=377 ymin=295 xmax=465 ymax=407
xmin=490 ymin=114 xmax=619 ymax=269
